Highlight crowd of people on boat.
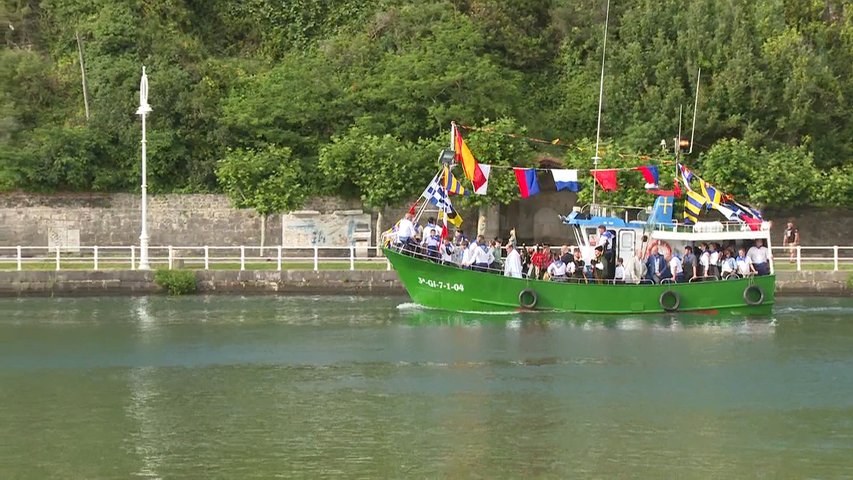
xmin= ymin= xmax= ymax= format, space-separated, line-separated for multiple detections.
xmin=388 ymin=213 xmax=773 ymax=285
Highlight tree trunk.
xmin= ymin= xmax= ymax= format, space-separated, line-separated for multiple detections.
xmin=375 ymin=209 xmax=384 ymax=256
xmin=259 ymin=214 xmax=266 ymax=257
xmin=477 ymin=205 xmax=488 ymax=237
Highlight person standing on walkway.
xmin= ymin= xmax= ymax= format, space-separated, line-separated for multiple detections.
xmin=783 ymin=220 xmax=800 ymax=264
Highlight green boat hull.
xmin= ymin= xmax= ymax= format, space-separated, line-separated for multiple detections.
xmin=385 ymin=248 xmax=775 ymax=315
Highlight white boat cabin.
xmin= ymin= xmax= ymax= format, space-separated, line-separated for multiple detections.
xmin=562 ymin=196 xmax=774 ymax=273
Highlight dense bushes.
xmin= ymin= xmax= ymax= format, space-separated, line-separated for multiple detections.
xmin=1 ymin=0 xmax=851 ymax=210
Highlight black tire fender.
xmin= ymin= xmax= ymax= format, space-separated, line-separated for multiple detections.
xmin=660 ymin=290 xmax=680 ymax=312
xmin=519 ymin=289 xmax=538 ymax=309
xmin=743 ymin=285 xmax=765 ymax=306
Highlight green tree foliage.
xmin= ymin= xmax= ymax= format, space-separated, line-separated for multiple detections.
xmin=0 ymin=0 xmax=851 ymax=210
xmin=318 ymin=125 xmax=440 ymax=210
xmin=700 ymin=138 xmax=831 ymax=209
xmin=216 ymin=145 xmax=306 ymax=215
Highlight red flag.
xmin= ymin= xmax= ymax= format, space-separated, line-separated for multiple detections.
xmin=407 ymin=202 xmax=417 ymax=215
xmin=592 ymin=169 xmax=618 ymax=191
xmin=440 ymin=224 xmax=448 ymax=240
xmin=741 ymin=214 xmax=762 ymax=231
xmin=647 ymin=180 xmax=683 ymax=197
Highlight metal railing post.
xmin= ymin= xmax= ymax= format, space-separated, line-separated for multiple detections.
xmin=16 ymin=246 xmax=22 ymax=271
xmin=313 ymin=246 xmax=319 ymax=272
xmin=277 ymin=246 xmax=282 ymax=271
xmin=350 ymin=246 xmax=355 ymax=271
xmin=168 ymin=245 xmax=174 ymax=270
xmin=131 ymin=245 xmax=136 ymax=270
xmin=93 ymin=246 xmax=99 ymax=270
xmin=55 ymin=247 xmax=61 ymax=271
xmin=796 ymin=245 xmax=801 ymax=272
xmin=240 ymin=246 xmax=245 ymax=271
xmin=833 ymin=246 xmax=839 ymax=272
xmin=204 ymin=246 xmax=210 ymax=270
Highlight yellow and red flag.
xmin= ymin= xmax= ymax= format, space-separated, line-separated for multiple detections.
xmin=454 ymin=130 xmax=489 ymax=195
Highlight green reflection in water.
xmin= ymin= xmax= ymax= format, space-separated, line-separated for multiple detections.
xmin=0 ymin=295 xmax=852 ymax=478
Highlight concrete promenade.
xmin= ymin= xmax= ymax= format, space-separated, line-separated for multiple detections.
xmin=0 ymin=270 xmax=847 ymax=297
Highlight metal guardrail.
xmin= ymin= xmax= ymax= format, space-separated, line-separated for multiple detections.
xmin=770 ymin=245 xmax=852 ymax=271
xmin=649 ymin=221 xmax=771 ymax=234
xmin=0 ymin=244 xmax=850 ymax=272
xmin=0 ymin=245 xmax=391 ymax=272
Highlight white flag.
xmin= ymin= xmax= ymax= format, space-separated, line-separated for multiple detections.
xmin=474 ymin=164 xmax=491 ymax=195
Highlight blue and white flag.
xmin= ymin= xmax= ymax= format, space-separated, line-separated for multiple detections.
xmin=551 ymin=169 xmax=581 ymax=192
xmin=421 ymin=174 xmax=458 ymax=224
xmin=421 ymin=174 xmax=448 ymax=209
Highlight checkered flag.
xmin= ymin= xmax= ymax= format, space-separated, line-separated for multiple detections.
xmin=421 ymin=174 xmax=450 ymax=212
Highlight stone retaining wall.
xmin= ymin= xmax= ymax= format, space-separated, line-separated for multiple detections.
xmin=0 ymin=270 xmax=846 ymax=297
xmin=774 ymin=271 xmax=850 ymax=295
xmin=0 ymin=270 xmax=402 ymax=296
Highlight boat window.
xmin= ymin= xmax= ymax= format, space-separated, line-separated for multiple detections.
xmin=586 ymin=228 xmax=598 ymax=246
xmin=619 ymin=230 xmax=635 ymax=252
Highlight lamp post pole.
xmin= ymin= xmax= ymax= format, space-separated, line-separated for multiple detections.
xmin=136 ymin=66 xmax=152 ymax=270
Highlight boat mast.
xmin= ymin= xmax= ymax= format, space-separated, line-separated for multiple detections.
xmin=592 ymin=0 xmax=611 ymax=206
xmin=688 ymin=68 xmax=701 ymax=155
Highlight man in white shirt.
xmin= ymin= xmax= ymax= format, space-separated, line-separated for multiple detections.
xmin=747 ymin=239 xmax=771 ymax=275
xmin=503 ymin=244 xmax=523 ymax=278
xmin=395 ymin=213 xmax=417 ymax=252
xmin=707 ymin=243 xmax=720 ymax=279
xmin=546 ymin=257 xmax=568 ymax=281
xmin=624 ymin=255 xmax=645 ymax=284
xmin=669 ymin=254 xmax=683 ymax=282
xmin=699 ymin=246 xmax=710 ymax=279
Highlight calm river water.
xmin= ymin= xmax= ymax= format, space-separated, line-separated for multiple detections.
xmin=1 ymin=295 xmax=852 ymax=479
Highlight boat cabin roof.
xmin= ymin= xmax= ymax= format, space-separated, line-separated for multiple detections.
xmin=563 ymin=195 xmax=771 ymax=242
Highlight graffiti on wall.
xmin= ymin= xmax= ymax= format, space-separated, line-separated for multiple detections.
xmin=281 ymin=210 xmax=371 ymax=247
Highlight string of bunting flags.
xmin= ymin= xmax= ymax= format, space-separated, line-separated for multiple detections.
xmin=449 ymin=128 xmax=676 ymax=198
xmin=449 ymin=124 xmax=764 ymax=228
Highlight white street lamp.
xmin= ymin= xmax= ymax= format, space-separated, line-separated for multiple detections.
xmin=136 ymin=66 xmax=152 ymax=270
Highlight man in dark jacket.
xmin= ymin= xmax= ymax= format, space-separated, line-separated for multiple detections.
xmin=593 ymin=246 xmax=611 ymax=283
xmin=645 ymin=246 xmax=671 ymax=284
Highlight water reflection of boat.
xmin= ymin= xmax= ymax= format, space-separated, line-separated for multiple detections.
xmin=397 ymin=305 xmax=775 ymax=330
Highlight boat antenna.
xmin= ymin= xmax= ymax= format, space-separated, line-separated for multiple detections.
xmin=592 ymin=0 xmax=611 ymax=206
xmin=688 ymin=68 xmax=701 ymax=155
